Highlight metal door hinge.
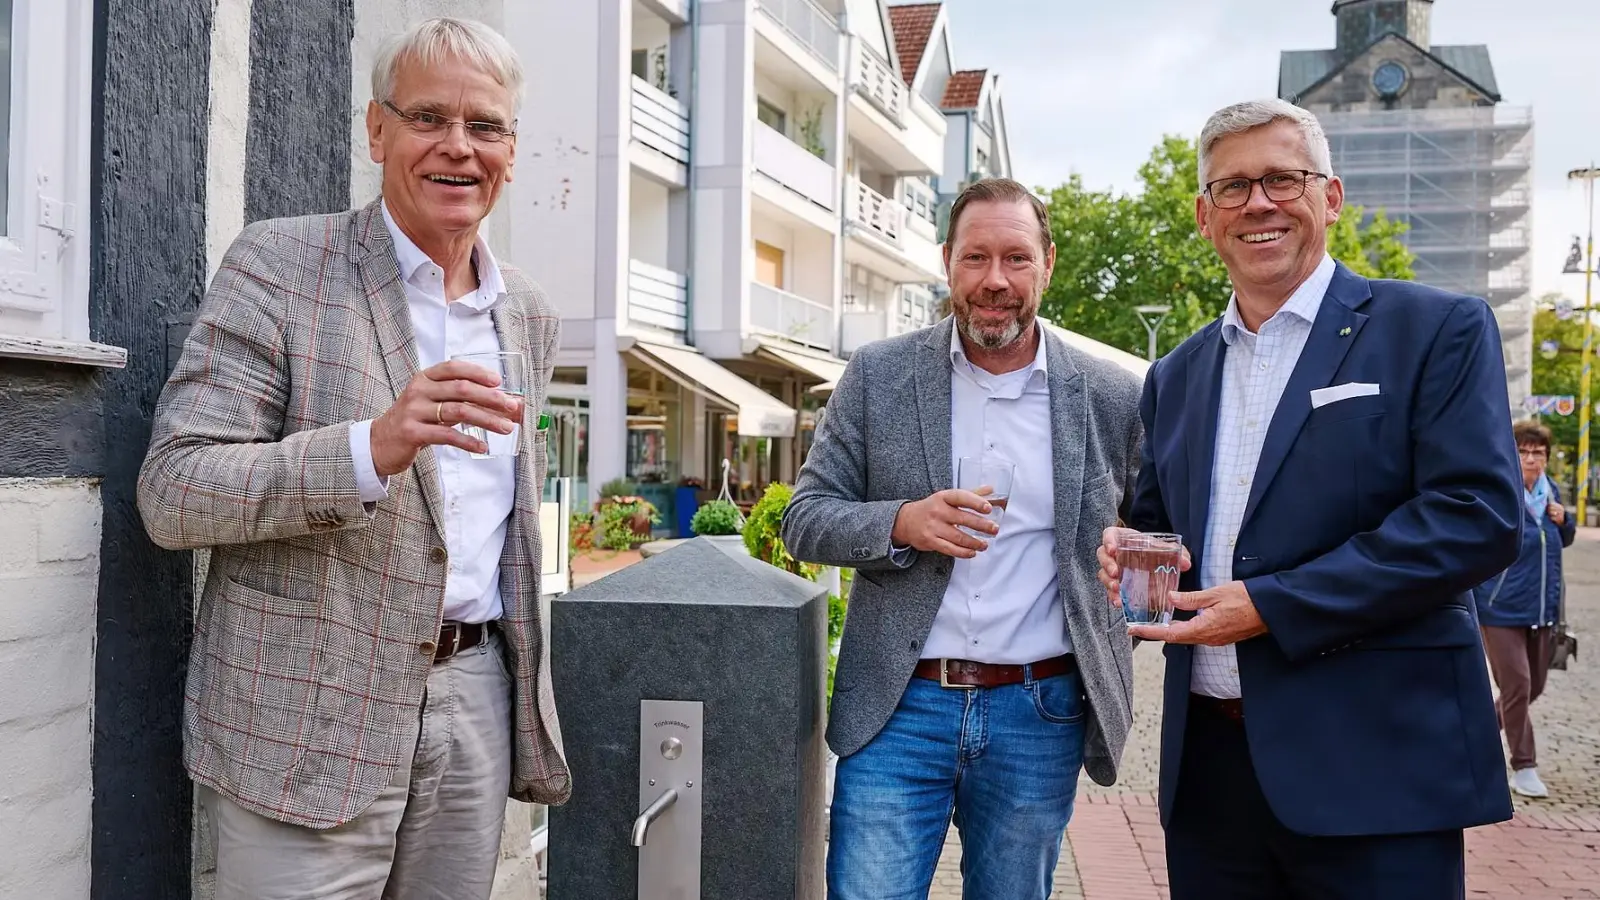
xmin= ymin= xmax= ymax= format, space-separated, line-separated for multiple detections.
xmin=40 ymin=196 xmax=78 ymax=241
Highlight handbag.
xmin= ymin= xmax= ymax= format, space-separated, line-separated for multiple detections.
xmin=1550 ymin=577 xmax=1578 ymax=670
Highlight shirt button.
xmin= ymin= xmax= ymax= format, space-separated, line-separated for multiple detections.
xmin=419 ymin=640 xmax=438 ymax=657
xmin=1259 ymin=362 xmax=1269 ymax=371
xmin=430 ymin=546 xmax=448 ymax=564
xmin=1237 ymin=476 xmax=1248 ymax=486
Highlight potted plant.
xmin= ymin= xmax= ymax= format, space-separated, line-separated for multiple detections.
xmin=690 ymin=499 xmax=745 ymax=552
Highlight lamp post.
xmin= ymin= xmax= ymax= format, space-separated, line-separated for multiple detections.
xmin=1567 ymin=165 xmax=1598 ymax=525
xmin=1134 ymin=305 xmax=1171 ymax=363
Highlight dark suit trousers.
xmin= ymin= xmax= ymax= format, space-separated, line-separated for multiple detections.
xmin=1166 ymin=696 xmax=1466 ymax=900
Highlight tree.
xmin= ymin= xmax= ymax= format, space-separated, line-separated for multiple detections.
xmin=1531 ymin=294 xmax=1584 ymax=477
xmin=1038 ymin=136 xmax=1417 ymax=359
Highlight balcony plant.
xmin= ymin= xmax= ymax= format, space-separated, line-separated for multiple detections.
xmin=690 ymin=499 xmax=743 ymax=537
xmin=798 ymin=104 xmax=826 ymax=159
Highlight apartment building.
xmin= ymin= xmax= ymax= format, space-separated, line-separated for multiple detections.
xmin=511 ymin=0 xmax=1018 ymax=523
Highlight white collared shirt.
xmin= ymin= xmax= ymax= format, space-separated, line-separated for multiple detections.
xmin=345 ymin=201 xmax=514 ymax=625
xmin=922 ymin=322 xmax=1070 ymax=664
xmin=1193 ymin=254 xmax=1336 ymax=698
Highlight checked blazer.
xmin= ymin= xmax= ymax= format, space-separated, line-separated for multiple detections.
xmin=137 ymin=198 xmax=570 ymax=828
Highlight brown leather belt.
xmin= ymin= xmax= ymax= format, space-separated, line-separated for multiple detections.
xmin=913 ymin=654 xmax=1076 ymax=689
xmin=435 ymin=620 xmax=492 ymax=663
xmin=1190 ymin=693 xmax=1244 ymax=723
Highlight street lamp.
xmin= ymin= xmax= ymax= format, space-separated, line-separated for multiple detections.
xmin=1567 ymin=164 xmax=1598 ymax=526
xmin=1134 ymin=305 xmax=1171 ymax=363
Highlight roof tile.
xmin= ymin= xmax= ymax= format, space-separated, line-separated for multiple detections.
xmin=887 ymin=3 xmax=940 ymax=86
xmin=942 ymin=69 xmax=987 ymax=110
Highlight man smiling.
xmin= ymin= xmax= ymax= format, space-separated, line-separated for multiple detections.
xmin=1099 ymin=99 xmax=1521 ymax=899
xmin=138 ymin=17 xmax=566 ymax=899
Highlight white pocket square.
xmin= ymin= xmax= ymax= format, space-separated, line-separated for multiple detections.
xmin=1310 ymin=382 xmax=1380 ymax=409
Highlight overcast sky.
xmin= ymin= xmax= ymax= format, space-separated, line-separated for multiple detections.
xmin=938 ymin=0 xmax=1599 ymax=301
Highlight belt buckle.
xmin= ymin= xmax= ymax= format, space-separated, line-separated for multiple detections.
xmin=938 ymin=659 xmax=977 ymax=690
xmin=441 ymin=623 xmax=462 ymax=660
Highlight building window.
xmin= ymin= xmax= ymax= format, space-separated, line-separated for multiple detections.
xmin=756 ymin=98 xmax=787 ymax=135
xmin=0 ymin=0 xmax=112 ymax=364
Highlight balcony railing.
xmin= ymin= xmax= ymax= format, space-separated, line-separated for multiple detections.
xmin=750 ymin=281 xmax=834 ymax=351
xmin=841 ymin=286 xmax=935 ymax=353
xmin=852 ymin=44 xmax=904 ymax=123
xmin=754 ymin=121 xmax=837 ymax=212
xmin=630 ymin=76 xmax=690 ymax=165
xmin=847 ymin=178 xmax=903 ymax=246
xmin=628 ymin=259 xmax=689 ymax=334
xmin=755 ymin=0 xmax=841 ymax=71
xmin=901 ymin=178 xmax=938 ymax=239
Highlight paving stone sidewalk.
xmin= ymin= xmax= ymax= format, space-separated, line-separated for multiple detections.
xmin=929 ymin=530 xmax=1600 ymax=899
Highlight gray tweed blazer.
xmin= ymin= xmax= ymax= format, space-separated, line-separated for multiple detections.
xmin=782 ymin=316 xmax=1144 ymax=787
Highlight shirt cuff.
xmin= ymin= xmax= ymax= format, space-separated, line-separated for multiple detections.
xmin=888 ymin=543 xmax=915 ymax=568
xmin=349 ymin=419 xmax=390 ymax=504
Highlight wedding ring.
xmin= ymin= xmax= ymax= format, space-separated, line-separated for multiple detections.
xmin=435 ymin=401 xmax=444 ymax=425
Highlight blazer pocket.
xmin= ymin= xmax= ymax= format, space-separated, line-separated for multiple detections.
xmin=1305 ymin=391 xmax=1388 ymax=427
xmin=203 ymin=577 xmax=321 ymax=773
xmin=1082 ymin=466 xmax=1117 ymax=495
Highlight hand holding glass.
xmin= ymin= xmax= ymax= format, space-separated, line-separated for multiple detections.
xmin=1118 ymin=532 xmax=1183 ymax=626
xmin=450 ymin=351 xmax=525 ymax=459
xmin=955 ymin=456 xmax=1015 ymax=539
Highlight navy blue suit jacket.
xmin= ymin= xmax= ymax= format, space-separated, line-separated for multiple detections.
xmin=1129 ymin=262 xmax=1522 ymax=837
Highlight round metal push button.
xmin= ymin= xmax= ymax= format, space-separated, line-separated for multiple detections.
xmin=419 ymin=640 xmax=438 ymax=657
xmin=429 ymin=547 xmax=447 ymax=564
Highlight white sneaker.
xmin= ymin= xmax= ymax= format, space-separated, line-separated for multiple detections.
xmin=1511 ymin=767 xmax=1549 ymax=798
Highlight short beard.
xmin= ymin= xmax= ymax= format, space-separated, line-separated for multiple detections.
xmin=955 ymin=290 xmax=1032 ymax=351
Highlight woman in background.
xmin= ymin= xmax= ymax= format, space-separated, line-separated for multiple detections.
xmin=1473 ymin=419 xmax=1575 ymax=799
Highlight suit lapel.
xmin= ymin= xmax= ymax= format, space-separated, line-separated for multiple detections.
xmin=1185 ymin=323 xmax=1226 ymax=572
xmin=915 ymin=319 xmax=955 ymax=493
xmin=1043 ymin=331 xmax=1087 ymax=580
xmin=353 ymin=198 xmax=447 ymax=539
xmin=1241 ymin=265 xmax=1373 ymax=527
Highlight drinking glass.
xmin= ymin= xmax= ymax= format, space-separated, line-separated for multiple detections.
xmin=450 ymin=350 xmax=526 ymax=459
xmin=1118 ymin=532 xmax=1184 ymax=626
xmin=955 ymin=456 xmax=1015 ymax=539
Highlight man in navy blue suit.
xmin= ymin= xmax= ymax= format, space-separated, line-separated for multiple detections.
xmin=1098 ymin=98 xmax=1523 ymax=899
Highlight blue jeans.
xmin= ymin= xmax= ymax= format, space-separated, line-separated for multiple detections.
xmin=827 ymin=666 xmax=1088 ymax=900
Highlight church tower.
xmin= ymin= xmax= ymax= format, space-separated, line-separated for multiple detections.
xmin=1333 ymin=0 xmax=1434 ymax=57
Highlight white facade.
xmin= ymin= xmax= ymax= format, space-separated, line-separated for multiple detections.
xmin=506 ymin=0 xmax=957 ymax=504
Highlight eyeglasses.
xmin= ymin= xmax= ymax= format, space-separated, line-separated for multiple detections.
xmin=1204 ymin=170 xmax=1329 ymax=210
xmin=1518 ymin=446 xmax=1549 ymax=459
xmin=381 ymin=101 xmax=517 ymax=144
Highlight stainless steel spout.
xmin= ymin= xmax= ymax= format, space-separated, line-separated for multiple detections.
xmin=630 ymin=787 xmax=679 ymax=847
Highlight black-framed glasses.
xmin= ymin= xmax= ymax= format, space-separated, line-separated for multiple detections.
xmin=381 ymin=101 xmax=517 ymax=144
xmin=1518 ymin=446 xmax=1549 ymax=459
xmin=1204 ymin=170 xmax=1329 ymax=209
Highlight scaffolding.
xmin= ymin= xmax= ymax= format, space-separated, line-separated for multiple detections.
xmin=1317 ymin=104 xmax=1535 ymax=400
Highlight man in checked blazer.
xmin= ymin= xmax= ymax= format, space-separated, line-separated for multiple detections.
xmin=783 ymin=178 xmax=1144 ymax=900
xmin=137 ymin=18 xmax=565 ymax=899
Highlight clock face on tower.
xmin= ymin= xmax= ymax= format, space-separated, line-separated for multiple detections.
xmin=1372 ymin=61 xmax=1409 ymax=98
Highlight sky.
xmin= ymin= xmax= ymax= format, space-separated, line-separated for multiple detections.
xmin=937 ymin=0 xmax=1600 ymax=302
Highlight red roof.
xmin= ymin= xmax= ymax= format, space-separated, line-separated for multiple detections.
xmin=942 ymin=69 xmax=987 ymax=110
xmin=887 ymin=3 xmax=941 ymax=87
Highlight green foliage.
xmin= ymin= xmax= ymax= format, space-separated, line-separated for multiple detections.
xmin=1038 ymin=135 xmax=1416 ymax=359
xmin=742 ymin=482 xmax=819 ymax=579
xmin=1532 ymin=297 xmax=1585 ymax=480
xmin=797 ymin=104 xmax=826 ymax=159
xmin=569 ymin=512 xmax=595 ymax=555
xmin=690 ymin=500 xmax=743 ymax=536
xmin=597 ymin=477 xmax=638 ymax=500
xmin=593 ymin=499 xmax=659 ymax=551
xmin=826 ymin=590 xmax=848 ymax=697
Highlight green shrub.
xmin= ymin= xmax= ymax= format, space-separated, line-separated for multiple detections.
xmin=742 ymin=482 xmax=818 ymax=579
xmin=597 ymin=477 xmax=638 ymax=500
xmin=690 ymin=500 xmax=742 ymax=536
xmin=594 ymin=499 xmax=658 ymax=550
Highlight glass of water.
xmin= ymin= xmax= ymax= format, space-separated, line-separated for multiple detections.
xmin=955 ymin=455 xmax=1015 ymax=539
xmin=1118 ymin=532 xmax=1184 ymax=626
xmin=450 ymin=350 xmax=525 ymax=459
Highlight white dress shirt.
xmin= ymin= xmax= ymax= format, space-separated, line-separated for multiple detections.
xmin=921 ymin=323 xmax=1071 ymax=664
xmin=346 ymin=202 xmax=515 ymax=625
xmin=1193 ymin=254 xmax=1336 ymax=698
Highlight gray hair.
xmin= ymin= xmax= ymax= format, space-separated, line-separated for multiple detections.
xmin=1198 ymin=99 xmax=1333 ymax=192
xmin=371 ymin=18 xmax=524 ymax=114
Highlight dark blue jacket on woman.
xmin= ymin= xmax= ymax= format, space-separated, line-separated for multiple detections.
xmin=1473 ymin=482 xmax=1575 ymax=628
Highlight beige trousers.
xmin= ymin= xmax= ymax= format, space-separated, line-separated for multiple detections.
xmin=199 ymin=630 xmax=514 ymax=900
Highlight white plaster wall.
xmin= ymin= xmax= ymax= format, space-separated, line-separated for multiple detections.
xmin=752 ymin=214 xmax=796 ymax=287
xmin=206 ymin=0 xmax=253 ymax=281
xmin=791 ymin=224 xmax=835 ymax=305
xmin=0 ymin=478 xmax=99 ymax=900
xmin=629 ymin=173 xmax=672 ymax=270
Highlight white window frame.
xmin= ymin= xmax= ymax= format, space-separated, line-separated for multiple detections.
xmin=0 ymin=0 xmax=124 ymax=368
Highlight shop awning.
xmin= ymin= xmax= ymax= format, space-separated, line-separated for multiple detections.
xmin=751 ymin=338 xmax=850 ymax=384
xmin=1040 ymin=320 xmax=1151 ymax=378
xmin=624 ymin=338 xmax=797 ymax=438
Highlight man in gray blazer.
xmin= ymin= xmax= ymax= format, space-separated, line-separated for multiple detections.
xmin=783 ymin=177 xmax=1143 ymax=900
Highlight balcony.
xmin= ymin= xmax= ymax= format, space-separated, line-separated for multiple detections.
xmin=755 ymin=0 xmax=841 ymax=72
xmin=840 ymin=286 xmax=937 ymax=354
xmin=750 ymin=280 xmax=834 ymax=352
xmin=844 ymin=177 xmax=944 ymax=283
xmin=754 ymin=120 xmax=837 ymax=214
xmin=628 ymin=259 xmax=689 ymax=336
xmin=852 ymin=45 xmax=904 ymax=124
xmin=901 ymin=178 xmax=939 ymax=243
xmin=630 ymin=76 xmax=689 ymax=165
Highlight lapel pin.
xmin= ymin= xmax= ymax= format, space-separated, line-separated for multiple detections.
xmin=1339 ymin=327 xmax=1352 ymax=337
